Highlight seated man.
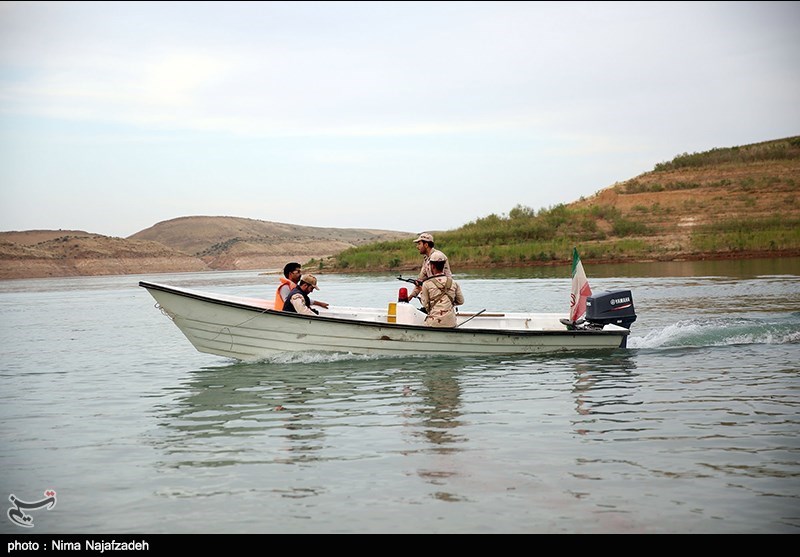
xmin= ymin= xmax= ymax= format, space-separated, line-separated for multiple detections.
xmin=282 ymin=274 xmax=323 ymax=316
xmin=420 ymin=253 xmax=464 ymax=327
xmin=274 ymin=262 xmax=328 ymax=311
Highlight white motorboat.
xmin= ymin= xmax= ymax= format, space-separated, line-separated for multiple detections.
xmin=139 ymin=280 xmax=636 ymax=362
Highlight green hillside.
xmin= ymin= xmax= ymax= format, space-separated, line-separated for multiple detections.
xmin=315 ymin=136 xmax=800 ymax=272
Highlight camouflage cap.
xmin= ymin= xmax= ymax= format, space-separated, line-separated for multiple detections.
xmin=301 ymin=274 xmax=320 ymax=290
xmin=429 ymin=251 xmax=447 ymax=262
xmin=413 ymin=232 xmax=434 ymax=243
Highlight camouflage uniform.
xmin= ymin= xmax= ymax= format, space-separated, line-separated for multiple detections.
xmin=420 ymin=275 xmax=464 ymax=328
xmin=410 ymin=249 xmax=452 ymax=299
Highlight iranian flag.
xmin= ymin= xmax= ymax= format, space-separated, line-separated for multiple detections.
xmin=569 ymin=248 xmax=592 ymax=322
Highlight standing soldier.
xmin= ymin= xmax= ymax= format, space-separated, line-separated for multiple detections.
xmin=408 ymin=232 xmax=451 ymax=300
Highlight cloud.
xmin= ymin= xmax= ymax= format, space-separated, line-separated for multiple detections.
xmin=1 ymin=1 xmax=798 ymax=237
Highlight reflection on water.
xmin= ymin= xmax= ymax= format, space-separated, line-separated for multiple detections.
xmin=157 ymin=361 xmax=370 ymax=467
xmin=154 ymin=355 xmax=481 ymax=508
xmin=155 ymin=356 xmax=471 ymax=470
xmin=570 ymin=354 xmax=639 ymax=434
xmin=412 ymin=368 xmax=465 ymax=450
xmin=404 ymin=366 xmax=466 ymax=503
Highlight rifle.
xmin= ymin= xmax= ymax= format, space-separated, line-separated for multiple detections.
xmin=396 ymin=275 xmax=422 ymax=287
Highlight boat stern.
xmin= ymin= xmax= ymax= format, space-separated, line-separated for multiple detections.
xmin=585 ymin=290 xmax=636 ymax=347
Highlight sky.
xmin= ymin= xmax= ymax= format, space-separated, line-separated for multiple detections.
xmin=1 ymin=1 xmax=798 ymax=238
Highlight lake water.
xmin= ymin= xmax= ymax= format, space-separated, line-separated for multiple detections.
xmin=1 ymin=258 xmax=799 ymax=534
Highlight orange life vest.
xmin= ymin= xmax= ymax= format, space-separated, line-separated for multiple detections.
xmin=274 ymin=277 xmax=296 ymax=311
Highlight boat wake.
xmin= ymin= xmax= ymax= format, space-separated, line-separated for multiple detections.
xmin=628 ymin=314 xmax=800 ymax=349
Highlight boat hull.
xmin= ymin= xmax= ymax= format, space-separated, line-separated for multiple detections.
xmin=140 ymin=281 xmax=629 ymax=361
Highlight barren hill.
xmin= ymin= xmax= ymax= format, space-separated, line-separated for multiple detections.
xmin=130 ymin=216 xmax=406 ymax=254
xmin=0 ymin=230 xmax=207 ymax=280
xmin=129 ymin=216 xmax=411 ymax=272
xmin=0 ymin=218 xmax=411 ymax=280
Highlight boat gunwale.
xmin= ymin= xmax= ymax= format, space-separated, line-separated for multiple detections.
xmin=139 ymin=280 xmax=630 ymax=339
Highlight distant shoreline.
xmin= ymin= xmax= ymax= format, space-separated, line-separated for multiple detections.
xmin=3 ymin=248 xmax=797 ymax=281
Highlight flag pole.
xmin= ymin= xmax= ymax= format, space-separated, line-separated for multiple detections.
xmin=568 ymin=247 xmax=593 ymax=324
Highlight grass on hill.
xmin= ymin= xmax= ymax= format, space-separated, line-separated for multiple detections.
xmin=311 ymin=136 xmax=800 ymax=272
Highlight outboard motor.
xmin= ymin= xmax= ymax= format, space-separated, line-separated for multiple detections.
xmin=585 ymin=290 xmax=637 ymax=347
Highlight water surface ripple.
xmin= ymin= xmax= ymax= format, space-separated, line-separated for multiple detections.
xmin=1 ymin=259 xmax=799 ymax=533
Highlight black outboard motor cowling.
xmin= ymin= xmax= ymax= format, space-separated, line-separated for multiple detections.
xmin=585 ymin=290 xmax=637 ymax=333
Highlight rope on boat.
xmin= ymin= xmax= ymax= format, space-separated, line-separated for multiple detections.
xmin=210 ymin=306 xmax=274 ymax=352
xmin=229 ymin=308 xmax=271 ymax=329
xmin=154 ymin=295 xmax=272 ymax=353
xmin=155 ymin=303 xmax=174 ymax=321
xmin=210 ymin=326 xmax=234 ymax=352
